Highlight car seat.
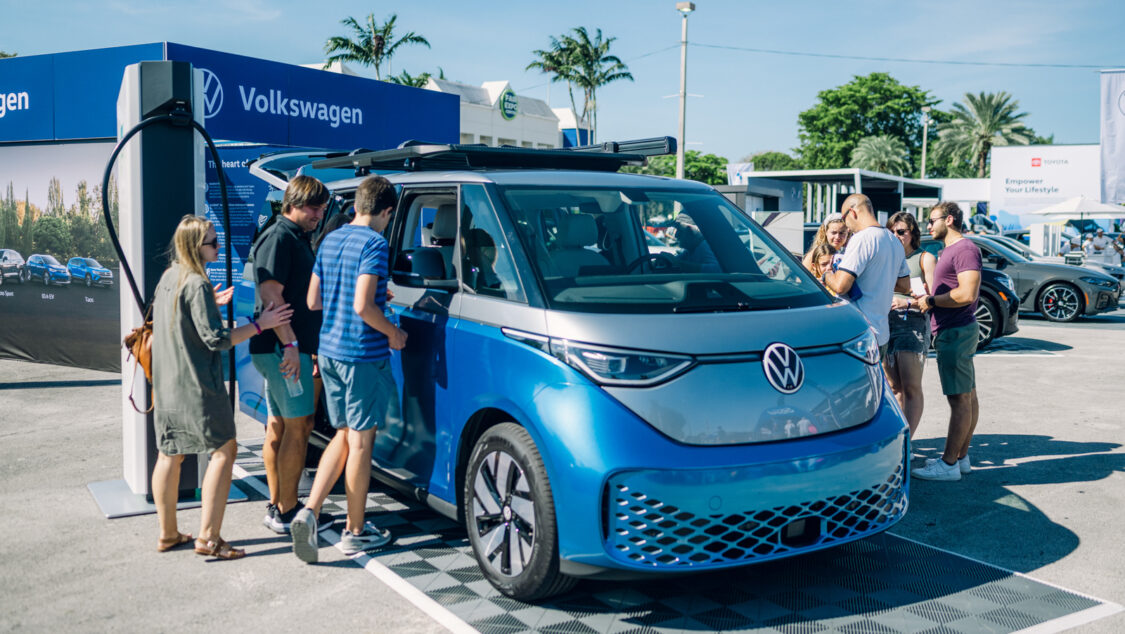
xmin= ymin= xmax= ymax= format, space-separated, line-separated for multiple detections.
xmin=549 ymin=213 xmax=610 ymax=278
xmin=430 ymin=203 xmax=457 ymax=278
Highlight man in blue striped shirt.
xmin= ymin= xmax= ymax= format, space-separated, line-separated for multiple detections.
xmin=290 ymin=176 xmax=408 ymax=562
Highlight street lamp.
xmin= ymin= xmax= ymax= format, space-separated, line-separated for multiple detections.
xmin=920 ymin=105 xmax=932 ymax=179
xmin=675 ymin=1 xmax=695 ymax=180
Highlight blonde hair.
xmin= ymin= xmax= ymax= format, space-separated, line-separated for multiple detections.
xmin=171 ymin=214 xmax=212 ymax=293
xmin=807 ymin=243 xmax=836 ymax=276
xmin=810 ymin=213 xmax=846 ymax=251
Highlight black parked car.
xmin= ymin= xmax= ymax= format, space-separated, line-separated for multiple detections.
xmin=0 ymin=248 xmax=25 ymax=285
xmin=919 ymin=240 xmax=1020 ymax=348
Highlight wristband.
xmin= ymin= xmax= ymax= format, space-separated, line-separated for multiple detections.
xmin=250 ymin=319 xmax=262 ymax=335
xmin=283 ymin=340 xmax=298 ymax=350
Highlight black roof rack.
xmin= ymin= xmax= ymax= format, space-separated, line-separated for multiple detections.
xmin=310 ymin=136 xmax=676 ymax=174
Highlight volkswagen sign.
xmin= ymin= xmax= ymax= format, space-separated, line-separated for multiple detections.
xmin=763 ymin=343 xmax=804 ymax=394
xmin=200 ymin=68 xmax=223 ymax=120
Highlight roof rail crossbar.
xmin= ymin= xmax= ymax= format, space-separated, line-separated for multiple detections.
xmin=309 ymin=139 xmax=673 ymax=173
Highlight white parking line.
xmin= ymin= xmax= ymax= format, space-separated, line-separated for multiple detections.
xmin=231 ymin=463 xmax=477 ymax=634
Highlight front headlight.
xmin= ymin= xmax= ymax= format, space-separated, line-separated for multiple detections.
xmin=1079 ymin=276 xmax=1117 ymax=289
xmin=995 ymin=272 xmax=1016 ymax=294
xmin=842 ymin=328 xmax=880 ymax=365
xmin=502 ymin=329 xmax=695 ymax=387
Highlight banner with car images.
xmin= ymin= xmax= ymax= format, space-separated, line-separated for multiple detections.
xmin=1102 ymin=70 xmax=1125 ymax=205
xmin=0 ymin=142 xmax=285 ymax=372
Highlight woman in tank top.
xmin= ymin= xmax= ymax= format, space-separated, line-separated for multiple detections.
xmin=884 ymin=212 xmax=936 ymax=437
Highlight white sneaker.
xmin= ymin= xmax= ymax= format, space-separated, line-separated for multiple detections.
xmin=340 ymin=521 xmax=392 ymax=555
xmin=926 ymin=454 xmax=971 ymax=474
xmin=291 ymin=507 xmax=319 ymax=563
xmin=913 ymin=458 xmax=962 ymax=481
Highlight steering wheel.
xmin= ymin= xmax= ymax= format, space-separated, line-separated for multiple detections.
xmin=625 ymin=252 xmax=678 ymax=273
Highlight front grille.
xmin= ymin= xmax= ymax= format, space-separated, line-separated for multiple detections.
xmin=605 ymin=461 xmax=906 ymax=569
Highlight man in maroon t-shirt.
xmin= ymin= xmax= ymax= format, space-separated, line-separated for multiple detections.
xmin=912 ymin=202 xmax=982 ymax=482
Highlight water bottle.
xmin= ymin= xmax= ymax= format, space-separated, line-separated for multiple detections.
xmin=384 ymin=306 xmax=399 ymax=327
xmin=284 ymin=372 xmax=303 ymax=398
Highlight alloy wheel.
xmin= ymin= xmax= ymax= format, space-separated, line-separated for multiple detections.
xmin=974 ymin=299 xmax=995 ymax=346
xmin=471 ymin=449 xmax=536 ymax=577
xmin=1039 ymin=284 xmax=1081 ymax=322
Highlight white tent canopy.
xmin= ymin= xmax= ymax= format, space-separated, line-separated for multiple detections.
xmin=1027 ymin=195 xmax=1125 ymax=220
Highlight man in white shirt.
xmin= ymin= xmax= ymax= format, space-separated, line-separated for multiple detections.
xmin=1091 ymin=228 xmax=1111 ymax=253
xmin=822 ymin=194 xmax=911 ymax=355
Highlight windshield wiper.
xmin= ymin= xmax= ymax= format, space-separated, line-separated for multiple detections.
xmin=673 ymin=302 xmax=755 ymax=313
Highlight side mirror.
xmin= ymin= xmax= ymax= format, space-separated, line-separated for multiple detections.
xmin=392 ymin=249 xmax=459 ymax=290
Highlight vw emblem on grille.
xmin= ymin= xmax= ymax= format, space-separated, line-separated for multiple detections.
xmin=200 ymin=68 xmax=223 ymax=120
xmin=763 ymin=343 xmax=804 ymax=394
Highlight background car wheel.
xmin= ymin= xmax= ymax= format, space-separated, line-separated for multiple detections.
xmin=18 ymin=269 xmax=26 ymax=284
xmin=43 ymin=273 xmax=50 ymax=287
xmin=464 ymin=423 xmax=575 ymax=601
xmin=1038 ymin=283 xmax=1082 ymax=322
xmin=975 ymin=297 xmax=998 ymax=348
xmin=85 ymin=274 xmax=92 ymax=288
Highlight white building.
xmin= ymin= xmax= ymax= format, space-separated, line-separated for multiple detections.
xmin=425 ymin=78 xmax=560 ymax=149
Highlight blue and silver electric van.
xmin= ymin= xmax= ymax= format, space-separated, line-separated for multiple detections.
xmin=243 ymin=140 xmax=909 ymax=600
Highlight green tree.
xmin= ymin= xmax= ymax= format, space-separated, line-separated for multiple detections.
xmin=621 ymin=151 xmax=728 ymax=185
xmin=0 ymin=51 xmax=16 ymax=59
xmin=933 ymin=91 xmax=1033 ymax=178
xmin=386 ymin=67 xmax=444 ymax=88
xmin=324 ymin=14 xmax=430 ymax=81
xmin=528 ymin=27 xmax=632 ymax=143
xmin=20 ymin=191 xmax=35 ymax=254
xmin=850 ymin=135 xmax=911 ymax=175
xmin=527 ymin=39 xmax=581 ymax=134
xmin=742 ymin=151 xmax=801 ymax=171
xmin=47 ymin=177 xmax=65 ymax=216
xmin=796 ymin=72 xmax=936 ymax=172
xmin=0 ymin=182 xmax=15 ymax=246
xmin=32 ymin=215 xmax=69 ymax=259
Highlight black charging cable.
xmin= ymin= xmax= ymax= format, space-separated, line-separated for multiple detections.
xmin=100 ymin=107 xmax=237 ymax=410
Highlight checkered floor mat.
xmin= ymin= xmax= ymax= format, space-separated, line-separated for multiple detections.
xmin=234 ymin=440 xmax=1110 ymax=633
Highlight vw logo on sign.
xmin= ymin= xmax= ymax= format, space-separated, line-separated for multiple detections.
xmin=200 ymin=68 xmax=223 ymax=120
xmin=763 ymin=343 xmax=804 ymax=394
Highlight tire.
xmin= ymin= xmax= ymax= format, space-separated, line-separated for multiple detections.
xmin=975 ymin=297 xmax=999 ymax=348
xmin=464 ymin=423 xmax=575 ymax=601
xmin=85 ymin=274 xmax=92 ymax=288
xmin=18 ymin=269 xmax=26 ymax=284
xmin=1038 ymin=283 xmax=1082 ymax=323
xmin=43 ymin=272 xmax=50 ymax=287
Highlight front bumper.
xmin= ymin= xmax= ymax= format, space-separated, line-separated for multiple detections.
xmin=529 ymin=380 xmax=910 ymax=577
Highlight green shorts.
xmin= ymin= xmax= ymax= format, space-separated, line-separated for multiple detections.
xmin=251 ymin=350 xmax=315 ymax=418
xmin=319 ymin=357 xmax=402 ymax=433
xmin=934 ymin=322 xmax=978 ymax=396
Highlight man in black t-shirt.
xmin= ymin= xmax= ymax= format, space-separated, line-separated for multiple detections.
xmin=250 ymin=175 xmax=328 ymax=533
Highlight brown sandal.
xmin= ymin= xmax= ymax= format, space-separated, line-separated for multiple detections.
xmin=194 ymin=537 xmax=246 ymax=560
xmin=157 ymin=532 xmax=193 ymax=552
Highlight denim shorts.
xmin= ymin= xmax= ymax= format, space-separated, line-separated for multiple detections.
xmin=251 ymin=350 xmax=315 ymax=418
xmin=935 ymin=322 xmax=979 ymax=396
xmin=319 ymin=356 xmax=402 ymax=432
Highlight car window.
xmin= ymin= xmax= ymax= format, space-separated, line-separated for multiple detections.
xmin=497 ymin=186 xmax=828 ymax=314
xmin=459 ymin=184 xmax=525 ymax=302
xmin=393 ymin=189 xmax=459 ymax=283
xmin=43 ymin=255 xmax=61 ymax=266
xmin=974 ymin=238 xmax=1029 ymax=263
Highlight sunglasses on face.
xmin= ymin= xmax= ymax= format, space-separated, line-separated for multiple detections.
xmin=927 ymin=215 xmax=947 ymax=226
xmin=202 ymin=238 xmax=219 ymax=248
xmin=894 ymin=229 xmax=909 ymax=236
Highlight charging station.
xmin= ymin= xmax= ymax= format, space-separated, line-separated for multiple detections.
xmin=89 ymin=60 xmax=244 ymax=517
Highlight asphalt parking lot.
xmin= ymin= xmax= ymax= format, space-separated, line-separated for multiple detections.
xmin=1 ymin=310 xmax=1122 ymax=633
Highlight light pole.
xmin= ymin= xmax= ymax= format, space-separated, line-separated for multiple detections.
xmin=920 ymin=105 xmax=932 ymax=179
xmin=676 ymin=2 xmax=695 ymax=180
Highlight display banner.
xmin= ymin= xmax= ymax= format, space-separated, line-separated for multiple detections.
xmin=0 ymin=142 xmax=287 ymax=372
xmin=1102 ymin=70 xmax=1125 ymax=204
xmin=989 ymin=144 xmax=1102 ymax=228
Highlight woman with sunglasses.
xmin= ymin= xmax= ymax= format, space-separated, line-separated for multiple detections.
xmin=884 ymin=211 xmax=936 ymax=437
xmin=151 ymin=215 xmax=292 ymax=559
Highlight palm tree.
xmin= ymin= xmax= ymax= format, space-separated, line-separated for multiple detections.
xmin=324 ymin=14 xmax=429 ymax=81
xmin=527 ymin=27 xmax=632 ymax=143
xmin=0 ymin=51 xmax=16 ymax=59
xmin=387 ymin=68 xmax=445 ymax=88
xmin=850 ymin=135 xmax=911 ymax=176
xmin=934 ymin=91 xmax=1033 ymax=178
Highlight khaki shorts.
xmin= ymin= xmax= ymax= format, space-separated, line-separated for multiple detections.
xmin=934 ymin=322 xmax=978 ymax=396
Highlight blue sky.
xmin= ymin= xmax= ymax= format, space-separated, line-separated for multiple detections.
xmin=3 ymin=0 xmax=1122 ymax=161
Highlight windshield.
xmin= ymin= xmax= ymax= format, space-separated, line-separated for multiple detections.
xmin=989 ymin=236 xmax=1034 ymax=258
xmin=84 ymin=258 xmax=102 ymax=267
xmin=43 ymin=255 xmax=61 ymax=266
xmin=498 ymin=186 xmax=829 ymax=314
xmin=975 ymin=237 xmax=1030 ymax=263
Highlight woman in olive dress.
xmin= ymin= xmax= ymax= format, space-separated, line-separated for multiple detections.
xmin=151 ymin=215 xmax=291 ymax=559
